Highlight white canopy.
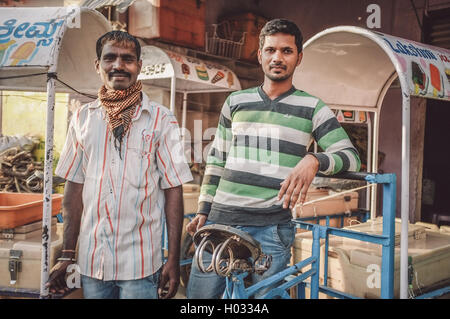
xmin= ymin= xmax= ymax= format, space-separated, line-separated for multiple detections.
xmin=138 ymin=45 xmax=241 ymax=93
xmin=293 ymin=25 xmax=450 ymax=299
xmin=293 ymin=26 xmax=449 ymax=108
xmin=0 ymin=7 xmax=111 ymax=298
xmin=0 ymin=7 xmax=111 ymax=94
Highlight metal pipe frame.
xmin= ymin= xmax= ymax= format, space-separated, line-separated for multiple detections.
xmin=217 ymin=172 xmax=397 ymax=299
xmin=160 ymin=172 xmax=447 ymax=299
xmin=291 ymin=172 xmax=396 ymax=299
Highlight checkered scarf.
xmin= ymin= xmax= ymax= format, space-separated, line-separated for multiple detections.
xmin=98 ymin=80 xmax=142 ymax=156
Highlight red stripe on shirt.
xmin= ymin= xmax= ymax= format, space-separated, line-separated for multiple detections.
xmin=64 ymin=141 xmax=79 ymax=179
xmin=114 ymin=130 xmax=131 ymax=280
xmin=105 ymin=202 xmax=114 ymax=234
xmin=153 ymin=107 xmax=160 ymax=130
xmin=157 ymin=150 xmax=174 ymax=188
xmin=91 ymin=127 xmax=109 ymax=277
xmin=138 ymin=132 xmax=155 ymax=277
xmin=132 ymin=102 xmax=142 ymax=119
xmin=164 ymin=137 xmax=182 ymax=184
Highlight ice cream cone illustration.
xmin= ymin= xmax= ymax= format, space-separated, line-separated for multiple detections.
xmin=411 ymin=61 xmax=428 ymax=95
xmin=211 ymin=71 xmax=224 ymax=84
xmin=429 ymin=63 xmax=444 ymax=98
xmin=0 ymin=39 xmax=16 ymax=65
xmin=10 ymin=42 xmax=36 ymax=66
xmin=227 ymin=71 xmax=234 ymax=88
xmin=181 ymin=63 xmax=190 ymax=79
xmin=359 ymin=111 xmax=366 ymax=123
xmin=195 ymin=64 xmax=209 ymax=81
xmin=336 ymin=110 xmax=344 ymax=122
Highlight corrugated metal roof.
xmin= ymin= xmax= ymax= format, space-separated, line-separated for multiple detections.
xmin=81 ymin=0 xmax=136 ymax=13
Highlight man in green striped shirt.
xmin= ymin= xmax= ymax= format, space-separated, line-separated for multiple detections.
xmin=186 ymin=19 xmax=360 ymax=298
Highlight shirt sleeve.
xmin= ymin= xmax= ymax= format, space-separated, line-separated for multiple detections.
xmin=156 ymin=111 xmax=193 ymax=189
xmin=55 ymin=111 xmax=85 ymax=183
xmin=197 ymin=97 xmax=233 ymax=216
xmin=309 ymin=99 xmax=361 ymax=175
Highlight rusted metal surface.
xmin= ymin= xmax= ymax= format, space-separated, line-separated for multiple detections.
xmin=0 ymin=147 xmax=44 ymax=193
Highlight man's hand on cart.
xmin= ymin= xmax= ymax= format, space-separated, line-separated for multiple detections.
xmin=45 ymin=255 xmax=76 ymax=295
xmin=186 ymin=214 xmax=207 ymax=236
xmin=278 ymin=154 xmax=319 ymax=209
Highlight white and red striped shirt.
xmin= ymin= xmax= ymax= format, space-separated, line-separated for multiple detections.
xmin=55 ymin=92 xmax=193 ymax=281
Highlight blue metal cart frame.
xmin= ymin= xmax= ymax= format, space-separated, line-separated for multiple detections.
xmin=164 ymin=171 xmax=450 ymax=299
xmin=180 ymin=171 xmax=397 ymax=299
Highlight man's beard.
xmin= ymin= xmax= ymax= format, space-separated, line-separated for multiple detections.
xmin=265 ymin=72 xmax=292 ymax=82
xmin=265 ymin=63 xmax=294 ymax=82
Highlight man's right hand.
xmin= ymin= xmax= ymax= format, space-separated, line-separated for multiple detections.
xmin=45 ymin=260 xmax=74 ymax=294
xmin=186 ymin=214 xmax=207 ymax=236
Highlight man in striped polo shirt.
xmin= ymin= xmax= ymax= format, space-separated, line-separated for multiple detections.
xmin=46 ymin=31 xmax=192 ymax=299
xmin=186 ymin=19 xmax=360 ymax=298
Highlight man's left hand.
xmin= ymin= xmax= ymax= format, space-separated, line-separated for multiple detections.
xmin=158 ymin=260 xmax=180 ymax=299
xmin=278 ymin=154 xmax=319 ymax=209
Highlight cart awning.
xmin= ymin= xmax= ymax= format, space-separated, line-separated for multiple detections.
xmin=293 ymin=26 xmax=450 ymax=109
xmin=138 ymin=45 xmax=242 ymax=93
xmin=0 ymin=7 xmax=111 ymax=94
xmin=292 ymin=26 xmax=450 ymax=300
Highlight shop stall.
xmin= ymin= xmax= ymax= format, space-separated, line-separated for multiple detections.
xmin=292 ymin=25 xmax=450 ymax=298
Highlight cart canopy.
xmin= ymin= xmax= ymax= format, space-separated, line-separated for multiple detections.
xmin=0 ymin=7 xmax=111 ymax=94
xmin=138 ymin=45 xmax=241 ymax=93
xmin=293 ymin=26 xmax=450 ymax=300
xmin=293 ymin=26 xmax=450 ymax=109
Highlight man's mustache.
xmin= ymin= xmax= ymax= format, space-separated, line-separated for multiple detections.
xmin=109 ymin=71 xmax=131 ymax=78
xmin=269 ymin=64 xmax=287 ymax=70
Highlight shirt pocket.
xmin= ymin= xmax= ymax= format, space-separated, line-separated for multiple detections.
xmin=125 ymin=129 xmax=158 ymax=189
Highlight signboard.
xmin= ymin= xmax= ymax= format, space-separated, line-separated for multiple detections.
xmin=334 ymin=109 xmax=368 ymax=124
xmin=139 ymin=46 xmax=241 ymax=92
xmin=0 ymin=8 xmax=73 ymax=67
xmin=376 ymin=31 xmax=450 ymax=100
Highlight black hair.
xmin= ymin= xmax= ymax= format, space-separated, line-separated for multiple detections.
xmin=96 ymin=30 xmax=141 ymax=60
xmin=259 ymin=19 xmax=303 ymax=54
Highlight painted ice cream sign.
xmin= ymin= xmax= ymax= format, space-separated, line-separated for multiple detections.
xmin=0 ymin=9 xmax=68 ymax=67
xmin=139 ymin=48 xmax=240 ymax=90
xmin=378 ymin=32 xmax=450 ymax=100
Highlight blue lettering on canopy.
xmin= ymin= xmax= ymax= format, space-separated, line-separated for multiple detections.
xmin=383 ymin=37 xmax=437 ymax=60
xmin=0 ymin=18 xmax=64 ymax=42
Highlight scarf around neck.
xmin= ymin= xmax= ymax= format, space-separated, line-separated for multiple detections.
xmin=98 ymin=80 xmax=142 ymax=156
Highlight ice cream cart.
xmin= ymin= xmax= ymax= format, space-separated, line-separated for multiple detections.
xmin=0 ymin=7 xmax=111 ymax=298
xmin=292 ymin=25 xmax=450 ymax=299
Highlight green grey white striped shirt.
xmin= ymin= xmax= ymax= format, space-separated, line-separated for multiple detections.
xmin=198 ymin=86 xmax=360 ymax=226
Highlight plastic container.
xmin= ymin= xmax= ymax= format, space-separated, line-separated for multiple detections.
xmin=0 ymin=192 xmax=63 ymax=229
xmin=294 ymin=188 xmax=359 ymax=218
xmin=293 ymin=219 xmax=450 ymax=298
xmin=0 ymin=232 xmax=63 ymax=290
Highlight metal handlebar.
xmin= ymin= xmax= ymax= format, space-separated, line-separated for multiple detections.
xmin=193 ymin=224 xmax=272 ymax=277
